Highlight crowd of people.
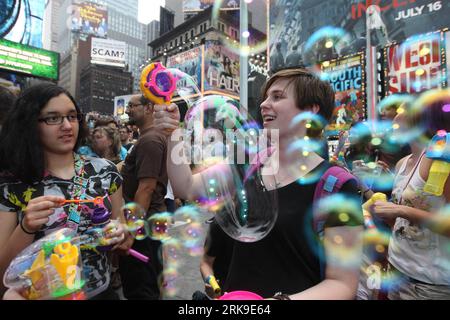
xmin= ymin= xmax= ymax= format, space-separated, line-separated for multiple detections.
xmin=0 ymin=65 xmax=449 ymax=300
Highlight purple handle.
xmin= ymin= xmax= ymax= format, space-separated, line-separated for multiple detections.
xmin=128 ymin=249 xmax=149 ymax=263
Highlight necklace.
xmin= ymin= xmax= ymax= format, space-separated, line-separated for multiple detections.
xmin=65 ymin=153 xmax=88 ymax=231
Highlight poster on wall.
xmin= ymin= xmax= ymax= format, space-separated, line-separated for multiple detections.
xmin=204 ymin=41 xmax=240 ymax=98
xmin=384 ymin=31 xmax=445 ymax=95
xmin=322 ymin=53 xmax=366 ymax=136
xmin=166 ymin=46 xmax=202 ymax=97
xmin=113 ymin=94 xmax=133 ymax=117
xmin=269 ymin=0 xmax=450 ymax=71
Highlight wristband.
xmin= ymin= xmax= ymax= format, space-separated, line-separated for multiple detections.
xmin=272 ymin=292 xmax=291 ymax=300
xmin=20 ymin=217 xmax=37 ymax=235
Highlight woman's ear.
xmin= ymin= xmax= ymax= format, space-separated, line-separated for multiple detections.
xmin=311 ymin=104 xmax=320 ymax=114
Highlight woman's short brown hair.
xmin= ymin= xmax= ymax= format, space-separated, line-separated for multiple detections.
xmin=93 ymin=126 xmax=122 ymax=162
xmin=261 ymin=68 xmax=335 ymax=123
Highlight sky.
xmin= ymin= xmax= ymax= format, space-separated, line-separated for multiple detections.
xmin=138 ymin=0 xmax=166 ymax=24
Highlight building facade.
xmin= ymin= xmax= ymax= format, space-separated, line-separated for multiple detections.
xmin=79 ymin=64 xmax=133 ymax=115
xmin=103 ymin=0 xmax=138 ymax=19
xmin=108 ymin=8 xmax=147 ymax=92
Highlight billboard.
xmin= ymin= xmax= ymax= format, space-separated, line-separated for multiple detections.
xmin=447 ymin=31 xmax=450 ymax=86
xmin=204 ymin=41 xmax=240 ymax=98
xmin=322 ymin=53 xmax=366 ymax=136
xmin=114 ymin=94 xmax=133 ymax=116
xmin=269 ymin=0 xmax=450 ymax=71
xmin=91 ymin=38 xmax=127 ymax=68
xmin=183 ymin=0 xmax=239 ymax=13
xmin=384 ymin=31 xmax=445 ymax=94
xmin=167 ymin=47 xmax=202 ymax=95
xmin=0 ymin=38 xmax=59 ymax=81
xmin=71 ymin=1 xmax=108 ymax=38
xmin=0 ymin=0 xmax=45 ymax=48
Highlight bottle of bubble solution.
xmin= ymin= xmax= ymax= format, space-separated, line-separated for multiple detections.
xmin=90 ymin=207 xmax=114 ymax=251
xmin=424 ymin=160 xmax=450 ymax=196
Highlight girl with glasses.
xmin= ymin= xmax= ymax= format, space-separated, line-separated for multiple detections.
xmin=0 ymin=83 xmax=132 ymax=299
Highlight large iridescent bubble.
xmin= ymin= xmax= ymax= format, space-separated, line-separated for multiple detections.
xmin=166 ymin=68 xmax=202 ymax=107
xmin=183 ymin=95 xmax=278 ymax=242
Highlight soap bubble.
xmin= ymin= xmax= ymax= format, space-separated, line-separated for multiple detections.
xmin=122 ymin=203 xmax=148 ymax=240
xmin=182 ymin=95 xmax=278 ymax=243
xmin=147 ymin=212 xmax=172 ymax=241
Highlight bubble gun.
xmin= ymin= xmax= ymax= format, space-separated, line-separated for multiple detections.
xmin=424 ymin=132 xmax=450 ymax=196
xmin=140 ymin=62 xmax=177 ymax=105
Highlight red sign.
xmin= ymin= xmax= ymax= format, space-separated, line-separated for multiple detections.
xmin=385 ymin=32 xmax=444 ymax=94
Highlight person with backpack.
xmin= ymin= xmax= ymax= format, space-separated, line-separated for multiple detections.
xmin=152 ymin=68 xmax=363 ymax=299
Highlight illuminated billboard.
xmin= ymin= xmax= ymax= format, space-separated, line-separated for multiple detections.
xmin=71 ymin=1 xmax=108 ymax=38
xmin=0 ymin=0 xmax=46 ymax=48
xmin=322 ymin=53 xmax=366 ymax=135
xmin=384 ymin=31 xmax=445 ymax=95
xmin=183 ymin=0 xmax=239 ymax=13
xmin=91 ymin=38 xmax=127 ymax=68
xmin=204 ymin=41 xmax=240 ymax=98
xmin=269 ymin=0 xmax=450 ymax=70
xmin=0 ymin=38 xmax=59 ymax=81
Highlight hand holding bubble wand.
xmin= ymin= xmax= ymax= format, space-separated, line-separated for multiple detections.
xmin=79 ymin=224 xmax=150 ymax=264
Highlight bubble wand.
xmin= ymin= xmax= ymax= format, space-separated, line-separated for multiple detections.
xmin=61 ymin=196 xmax=104 ymax=206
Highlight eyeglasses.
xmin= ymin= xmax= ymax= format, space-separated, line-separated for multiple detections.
xmin=127 ymin=102 xmax=143 ymax=109
xmin=38 ymin=113 xmax=83 ymax=125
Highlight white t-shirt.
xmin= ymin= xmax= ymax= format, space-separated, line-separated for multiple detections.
xmin=388 ymin=154 xmax=450 ymax=285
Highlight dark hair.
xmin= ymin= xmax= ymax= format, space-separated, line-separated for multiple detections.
xmin=0 ymin=83 xmax=87 ymax=184
xmin=0 ymin=86 xmax=16 ymax=125
xmin=119 ymin=125 xmax=132 ymax=133
xmin=262 ymin=68 xmax=335 ymax=123
xmin=139 ymin=94 xmax=152 ymax=107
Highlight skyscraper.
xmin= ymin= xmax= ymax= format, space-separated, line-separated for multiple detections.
xmin=102 ymin=0 xmax=139 ymax=19
xmin=108 ymin=8 xmax=147 ymax=92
